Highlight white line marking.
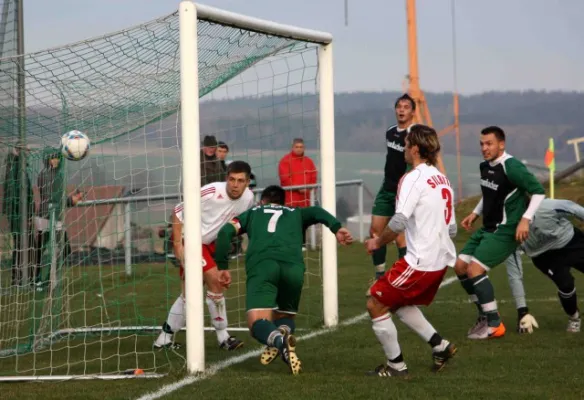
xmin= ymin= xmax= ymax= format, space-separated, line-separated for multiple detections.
xmin=136 ymin=274 xmax=460 ymax=400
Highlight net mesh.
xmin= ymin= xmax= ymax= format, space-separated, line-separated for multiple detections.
xmin=0 ymin=9 xmax=323 ymax=378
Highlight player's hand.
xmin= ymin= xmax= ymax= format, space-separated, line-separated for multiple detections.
xmin=518 ymin=313 xmax=539 ymax=334
xmin=335 ymin=228 xmax=353 ymax=245
xmin=461 ymin=213 xmax=478 ymax=231
xmin=218 ymin=270 xmax=232 ymax=288
xmin=364 ymin=235 xmax=380 ymax=254
xmin=515 ymin=218 xmax=530 ymax=243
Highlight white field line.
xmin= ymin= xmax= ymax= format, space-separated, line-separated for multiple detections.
xmin=136 ymin=275 xmax=459 ymax=400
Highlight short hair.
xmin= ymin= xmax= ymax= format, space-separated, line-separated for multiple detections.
xmin=292 ymin=138 xmax=304 ymax=145
xmin=407 ymin=124 xmax=441 ymax=166
xmin=394 ymin=93 xmax=416 ymax=111
xmin=217 ymin=141 xmax=229 ymax=151
xmin=481 ymin=126 xmax=506 ymax=141
xmin=226 ymin=160 xmax=251 ymax=178
xmin=261 ymin=185 xmax=286 ymax=206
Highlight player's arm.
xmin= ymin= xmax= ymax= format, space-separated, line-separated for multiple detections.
xmin=505 ymin=158 xmax=546 ymax=241
xmin=300 ymin=207 xmax=353 ymax=245
xmin=172 ymin=212 xmax=184 ymax=264
xmin=461 ymin=198 xmax=482 ymax=231
xmin=215 ymin=211 xmax=250 ymax=270
xmin=548 ymin=199 xmax=584 ymax=221
xmin=278 ymin=158 xmax=292 ymax=187
xmin=370 ymin=171 xmax=422 ymax=249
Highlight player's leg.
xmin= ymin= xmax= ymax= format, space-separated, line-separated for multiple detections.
xmin=203 ymin=249 xmax=242 ymax=350
xmin=465 ymin=229 xmax=519 ymax=339
xmin=246 ymin=260 xmax=301 ymax=374
xmin=365 ymin=259 xmax=411 ymax=377
xmin=504 ymin=251 xmax=537 ymax=333
xmin=371 ymin=189 xmax=405 ymax=279
xmin=533 ymin=253 xmax=581 ymax=332
xmin=454 ymin=229 xmax=486 ymax=333
xmin=153 ymin=263 xmax=186 ymax=349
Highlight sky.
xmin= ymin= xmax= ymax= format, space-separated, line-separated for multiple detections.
xmin=22 ymin=0 xmax=584 ymax=94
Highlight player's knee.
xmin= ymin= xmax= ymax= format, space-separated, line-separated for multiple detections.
xmin=554 ymin=273 xmax=575 ymax=294
xmin=466 ymin=262 xmax=486 ymax=278
xmin=454 ymin=259 xmax=468 ymax=276
xmin=367 ymin=296 xmax=385 ymax=318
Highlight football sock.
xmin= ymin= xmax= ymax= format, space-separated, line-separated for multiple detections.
xmin=471 ymin=273 xmax=501 ymax=327
xmin=517 ymin=306 xmax=529 ymax=319
xmin=387 ymin=353 xmax=406 ymax=370
xmin=558 ymin=288 xmax=579 ymax=317
xmin=206 ymin=291 xmax=230 ymax=344
xmin=274 ymin=317 xmax=296 ymax=334
xmin=166 ymin=295 xmax=186 ymax=333
xmin=458 ymin=274 xmax=484 ymax=316
xmin=252 ymin=319 xmax=283 ymax=350
xmin=397 ymin=246 xmax=407 ymax=259
xmin=372 ymin=246 xmax=387 ymax=277
xmin=372 ymin=314 xmax=402 ymax=365
xmin=395 ymin=305 xmax=437 ymax=342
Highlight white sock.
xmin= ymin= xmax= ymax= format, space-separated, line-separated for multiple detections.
xmin=206 ymin=291 xmax=230 ymax=344
xmin=167 ymin=295 xmax=186 ymax=332
xmin=375 ymin=263 xmax=386 ymax=273
xmin=395 ymin=306 xmax=437 ymax=342
xmin=371 ymin=314 xmax=403 ymax=367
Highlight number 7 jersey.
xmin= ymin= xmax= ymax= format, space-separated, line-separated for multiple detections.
xmin=396 ymin=163 xmax=457 ymax=271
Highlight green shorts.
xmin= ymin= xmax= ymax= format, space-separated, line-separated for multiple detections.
xmin=372 ymin=188 xmax=397 ymax=217
xmin=459 ymin=226 xmax=518 ymax=270
xmin=246 ymin=259 xmax=305 ymax=313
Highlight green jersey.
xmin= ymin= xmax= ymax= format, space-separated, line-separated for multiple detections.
xmin=215 ymin=205 xmax=342 ymax=270
xmin=479 ymin=153 xmax=545 ymax=231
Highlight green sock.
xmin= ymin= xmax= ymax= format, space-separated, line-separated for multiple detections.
xmin=397 ymin=246 xmax=407 ymax=259
xmin=372 ymin=245 xmax=387 ymax=267
xmin=458 ymin=274 xmax=484 ymax=316
xmin=470 ymin=273 xmax=500 ymax=327
xmin=274 ymin=317 xmax=296 ymax=334
xmin=251 ymin=319 xmax=283 ymax=349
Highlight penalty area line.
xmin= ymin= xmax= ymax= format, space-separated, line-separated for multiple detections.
xmin=136 ymin=275 xmax=459 ymax=400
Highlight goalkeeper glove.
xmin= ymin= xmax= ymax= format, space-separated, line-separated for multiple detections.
xmin=518 ymin=313 xmax=539 ymax=334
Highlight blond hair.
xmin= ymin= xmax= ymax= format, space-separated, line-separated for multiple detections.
xmin=407 ymin=124 xmax=441 ymax=166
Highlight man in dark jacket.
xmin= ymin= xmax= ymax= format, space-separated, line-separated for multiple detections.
xmin=2 ymin=146 xmax=35 ymax=286
xmin=200 ymin=135 xmax=225 ymax=185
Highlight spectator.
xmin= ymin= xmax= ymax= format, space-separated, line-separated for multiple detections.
xmin=200 ymin=135 xmax=225 ymax=185
xmin=35 ymin=149 xmax=84 ymax=290
xmin=217 ymin=141 xmax=229 ymax=173
xmin=2 ymin=146 xmax=35 ymax=286
xmin=278 ymin=138 xmax=317 ymax=208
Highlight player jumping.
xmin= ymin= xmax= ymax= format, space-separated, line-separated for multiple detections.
xmin=455 ymin=126 xmax=545 ymax=339
xmin=214 ymin=185 xmax=353 ymax=375
xmin=153 ymin=161 xmax=255 ymax=351
xmin=505 ymin=198 xmax=584 ymax=332
xmin=370 ymin=94 xmax=446 ymax=279
xmin=365 ymin=124 xmax=457 ymax=377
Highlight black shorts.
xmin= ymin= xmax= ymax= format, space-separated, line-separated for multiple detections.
xmin=532 ymin=227 xmax=584 ymax=273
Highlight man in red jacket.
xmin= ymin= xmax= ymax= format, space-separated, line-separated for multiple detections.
xmin=278 ymin=138 xmax=317 ymax=208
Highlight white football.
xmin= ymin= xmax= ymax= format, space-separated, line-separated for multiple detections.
xmin=61 ymin=130 xmax=90 ymax=161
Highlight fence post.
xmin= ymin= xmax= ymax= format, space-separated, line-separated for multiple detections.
xmin=358 ymin=182 xmax=364 ymax=242
xmin=124 ymin=202 xmax=132 ymax=276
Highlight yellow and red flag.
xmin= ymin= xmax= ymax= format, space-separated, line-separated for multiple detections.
xmin=544 ymin=138 xmax=555 ymax=172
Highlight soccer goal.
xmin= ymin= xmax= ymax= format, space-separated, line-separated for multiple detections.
xmin=0 ymin=1 xmax=335 ymax=380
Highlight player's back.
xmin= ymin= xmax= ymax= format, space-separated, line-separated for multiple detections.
xmin=243 ymin=204 xmax=305 ymax=266
xmin=401 ymin=164 xmax=456 ymax=271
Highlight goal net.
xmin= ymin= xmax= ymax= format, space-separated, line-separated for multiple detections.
xmin=0 ymin=2 xmax=335 ymax=379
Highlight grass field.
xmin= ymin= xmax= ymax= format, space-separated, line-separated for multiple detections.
xmin=2 ymin=180 xmax=584 ymax=399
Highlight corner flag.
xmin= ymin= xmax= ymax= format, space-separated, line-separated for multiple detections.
xmin=544 ymin=138 xmax=555 ymax=198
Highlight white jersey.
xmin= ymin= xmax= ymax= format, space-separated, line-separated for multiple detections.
xmin=174 ymin=182 xmax=255 ymax=245
xmin=396 ymin=163 xmax=457 ymax=272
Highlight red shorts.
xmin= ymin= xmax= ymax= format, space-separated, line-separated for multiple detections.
xmin=179 ymin=242 xmax=217 ymax=280
xmin=370 ymin=258 xmax=447 ymax=312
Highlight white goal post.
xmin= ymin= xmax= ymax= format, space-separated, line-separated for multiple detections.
xmin=178 ymin=2 xmax=336 ymax=373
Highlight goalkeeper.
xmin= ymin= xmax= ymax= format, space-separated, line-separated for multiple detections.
xmin=505 ymin=198 xmax=584 ymax=333
xmin=214 ymin=185 xmax=353 ymax=375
